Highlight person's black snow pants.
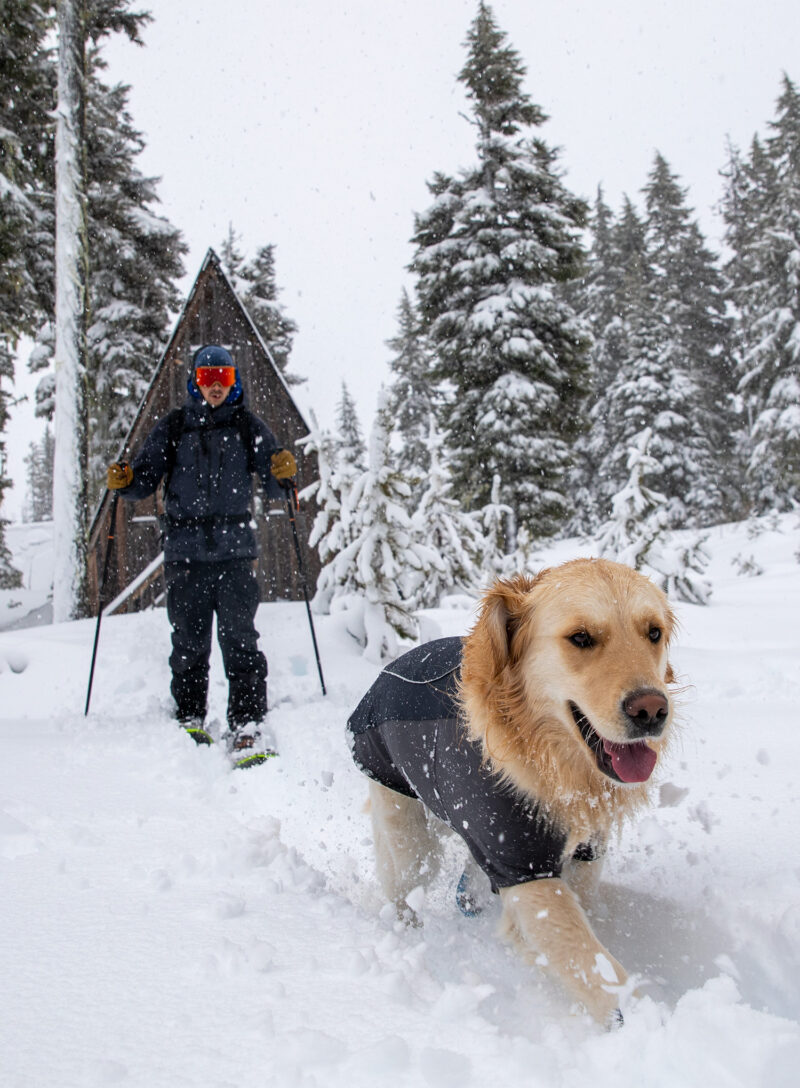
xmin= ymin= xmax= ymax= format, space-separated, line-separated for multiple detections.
xmin=165 ymin=558 xmax=267 ymax=727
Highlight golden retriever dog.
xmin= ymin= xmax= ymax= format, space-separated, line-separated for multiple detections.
xmin=346 ymin=558 xmax=677 ymax=1026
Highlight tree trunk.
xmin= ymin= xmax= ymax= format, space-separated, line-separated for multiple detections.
xmin=53 ymin=0 xmax=89 ymax=621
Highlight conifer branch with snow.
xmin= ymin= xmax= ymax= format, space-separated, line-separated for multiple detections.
xmin=598 ymin=429 xmax=712 ymax=605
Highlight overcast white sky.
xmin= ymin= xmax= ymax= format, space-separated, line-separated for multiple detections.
xmin=6 ymin=0 xmax=800 ymax=518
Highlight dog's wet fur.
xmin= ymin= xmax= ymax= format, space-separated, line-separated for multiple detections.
xmin=368 ymin=558 xmax=678 ymax=1025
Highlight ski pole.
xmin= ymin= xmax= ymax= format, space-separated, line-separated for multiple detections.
xmin=284 ymin=482 xmax=327 ymax=696
xmin=85 ymin=490 xmax=120 ymax=715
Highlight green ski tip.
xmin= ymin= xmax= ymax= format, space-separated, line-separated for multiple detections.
xmin=233 ymin=750 xmax=277 ymax=770
xmin=184 ymin=726 xmax=214 ymax=746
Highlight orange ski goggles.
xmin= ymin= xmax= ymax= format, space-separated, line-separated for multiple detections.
xmin=195 ymin=365 xmax=236 ymax=388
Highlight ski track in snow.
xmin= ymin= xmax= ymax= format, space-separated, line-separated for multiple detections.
xmin=1 ymin=518 xmax=800 ymax=1087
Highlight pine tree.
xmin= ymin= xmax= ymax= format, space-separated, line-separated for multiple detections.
xmin=724 ymin=76 xmax=800 ymax=511
xmin=721 ymin=136 xmax=778 ymax=504
xmin=49 ymin=1 xmax=171 ymax=617
xmin=385 ymin=289 xmax=439 ymax=478
xmin=411 ymin=3 xmax=590 ymax=540
xmin=219 ymin=222 xmax=246 ymax=292
xmin=583 ymin=172 xmax=724 ymax=533
xmin=27 ymin=5 xmax=186 ymax=510
xmin=83 ymin=50 xmax=186 ymax=504
xmin=24 ymin=424 xmax=55 ymax=521
xmin=335 ymin=381 xmax=366 ymax=471
xmin=220 ymin=230 xmax=302 ymax=385
xmin=297 ymin=413 xmax=354 ymax=615
xmin=334 ymin=393 xmax=422 ymax=662
xmin=583 ymin=199 xmax=664 ymax=520
xmin=597 ymin=429 xmax=711 ymax=605
xmin=569 ymin=189 xmax=626 ymax=532
xmin=597 ymin=429 xmax=670 ymax=570
xmin=408 ymin=418 xmax=481 ymax=607
xmin=301 ymin=390 xmax=368 ymax=616
xmin=642 ymin=154 xmax=736 ymax=524
xmin=0 ymin=0 xmax=52 ymax=587
xmin=475 ymin=473 xmax=514 ymax=581
xmin=0 ymin=1 xmax=53 ymax=334
xmin=240 ymin=244 xmax=302 ymax=385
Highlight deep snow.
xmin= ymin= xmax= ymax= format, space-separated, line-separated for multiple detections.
xmin=1 ymin=516 xmax=800 ymax=1087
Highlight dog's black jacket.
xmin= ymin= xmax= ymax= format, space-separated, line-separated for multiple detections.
xmin=348 ymin=637 xmax=595 ymax=892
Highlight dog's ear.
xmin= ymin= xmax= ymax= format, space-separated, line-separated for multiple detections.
xmin=664 ymin=660 xmax=676 ymax=685
xmin=479 ymin=573 xmax=542 ymax=677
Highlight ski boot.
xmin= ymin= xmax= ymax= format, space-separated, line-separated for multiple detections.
xmin=176 ymin=712 xmax=213 ymax=747
xmin=224 ymin=721 xmax=277 ymax=770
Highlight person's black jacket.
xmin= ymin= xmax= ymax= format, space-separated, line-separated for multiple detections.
xmin=119 ymin=393 xmax=283 ymax=562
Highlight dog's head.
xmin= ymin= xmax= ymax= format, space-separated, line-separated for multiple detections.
xmin=462 ymin=559 xmax=677 ymax=796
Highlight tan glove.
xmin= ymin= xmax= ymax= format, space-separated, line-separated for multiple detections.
xmin=270 ymin=449 xmax=297 ymax=480
xmin=107 ymin=461 xmax=133 ymax=490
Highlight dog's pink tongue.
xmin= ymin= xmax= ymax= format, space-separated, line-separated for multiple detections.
xmin=603 ymin=739 xmax=657 ymax=783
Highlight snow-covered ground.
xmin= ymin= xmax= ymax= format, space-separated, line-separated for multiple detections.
xmin=2 ymin=517 xmax=799 ymax=1087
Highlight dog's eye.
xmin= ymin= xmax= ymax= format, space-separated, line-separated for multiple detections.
xmin=648 ymin=626 xmax=662 ymax=643
xmin=568 ymin=631 xmax=594 ymax=649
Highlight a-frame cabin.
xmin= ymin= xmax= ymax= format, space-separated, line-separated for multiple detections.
xmin=87 ymin=249 xmax=320 ymax=615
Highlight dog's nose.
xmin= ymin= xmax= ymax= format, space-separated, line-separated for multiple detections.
xmin=622 ymin=690 xmax=669 ymax=737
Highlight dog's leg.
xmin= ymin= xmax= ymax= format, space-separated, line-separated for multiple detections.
xmin=368 ymin=780 xmax=441 ymax=921
xmin=499 ymin=877 xmax=627 ymax=1025
xmin=562 ymin=852 xmax=605 ymax=909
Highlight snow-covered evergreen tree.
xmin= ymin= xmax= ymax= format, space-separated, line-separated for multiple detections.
xmin=28 ymin=4 xmax=186 ymax=509
xmin=410 ymin=2 xmax=590 ymax=540
xmin=239 ymin=244 xmax=302 ymax=385
xmin=569 ymin=189 xmax=627 ymax=532
xmin=598 ymin=430 xmax=711 ymax=605
xmin=408 ymin=418 xmax=480 ymax=607
xmin=579 ymin=159 xmax=735 ymax=532
xmin=385 ymin=289 xmax=439 ymax=478
xmin=24 ymin=424 xmax=55 ymax=522
xmin=584 ymin=180 xmax=715 ymax=533
xmin=221 ymin=230 xmax=302 ymax=385
xmin=583 ymin=199 xmax=665 ymax=518
xmin=723 ymin=75 xmax=800 ymax=511
xmin=642 ymin=153 xmax=736 ymax=524
xmin=219 ymin=222 xmax=246 ymax=292
xmin=301 ymin=391 xmax=368 ymax=616
xmin=721 ymin=136 xmax=779 ymax=511
xmin=331 ymin=393 xmax=424 ymax=662
xmin=506 ymin=523 xmax=542 ymax=577
xmin=0 ymin=2 xmax=53 ymax=327
xmin=597 ymin=429 xmax=668 ymax=569
xmin=83 ymin=51 xmax=186 ymax=504
xmin=297 ymin=413 xmax=354 ymax=616
xmin=49 ymin=0 xmax=170 ymax=616
xmin=475 ymin=473 xmax=514 ymax=581
xmin=0 ymin=0 xmax=53 ymax=587
xmin=335 ymin=381 xmax=366 ymax=471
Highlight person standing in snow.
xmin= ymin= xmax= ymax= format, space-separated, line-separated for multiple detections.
xmin=106 ymin=345 xmax=297 ymax=767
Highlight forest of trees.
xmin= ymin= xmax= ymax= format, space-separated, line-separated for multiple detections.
xmin=2 ymin=3 xmax=799 ymax=645
xmin=305 ymin=3 xmax=800 ymax=656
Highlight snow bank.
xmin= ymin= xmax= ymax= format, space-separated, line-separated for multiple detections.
xmin=1 ymin=516 xmax=799 ymax=1087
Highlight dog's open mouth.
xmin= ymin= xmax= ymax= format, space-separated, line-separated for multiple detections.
xmin=569 ymin=702 xmax=657 ymax=783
